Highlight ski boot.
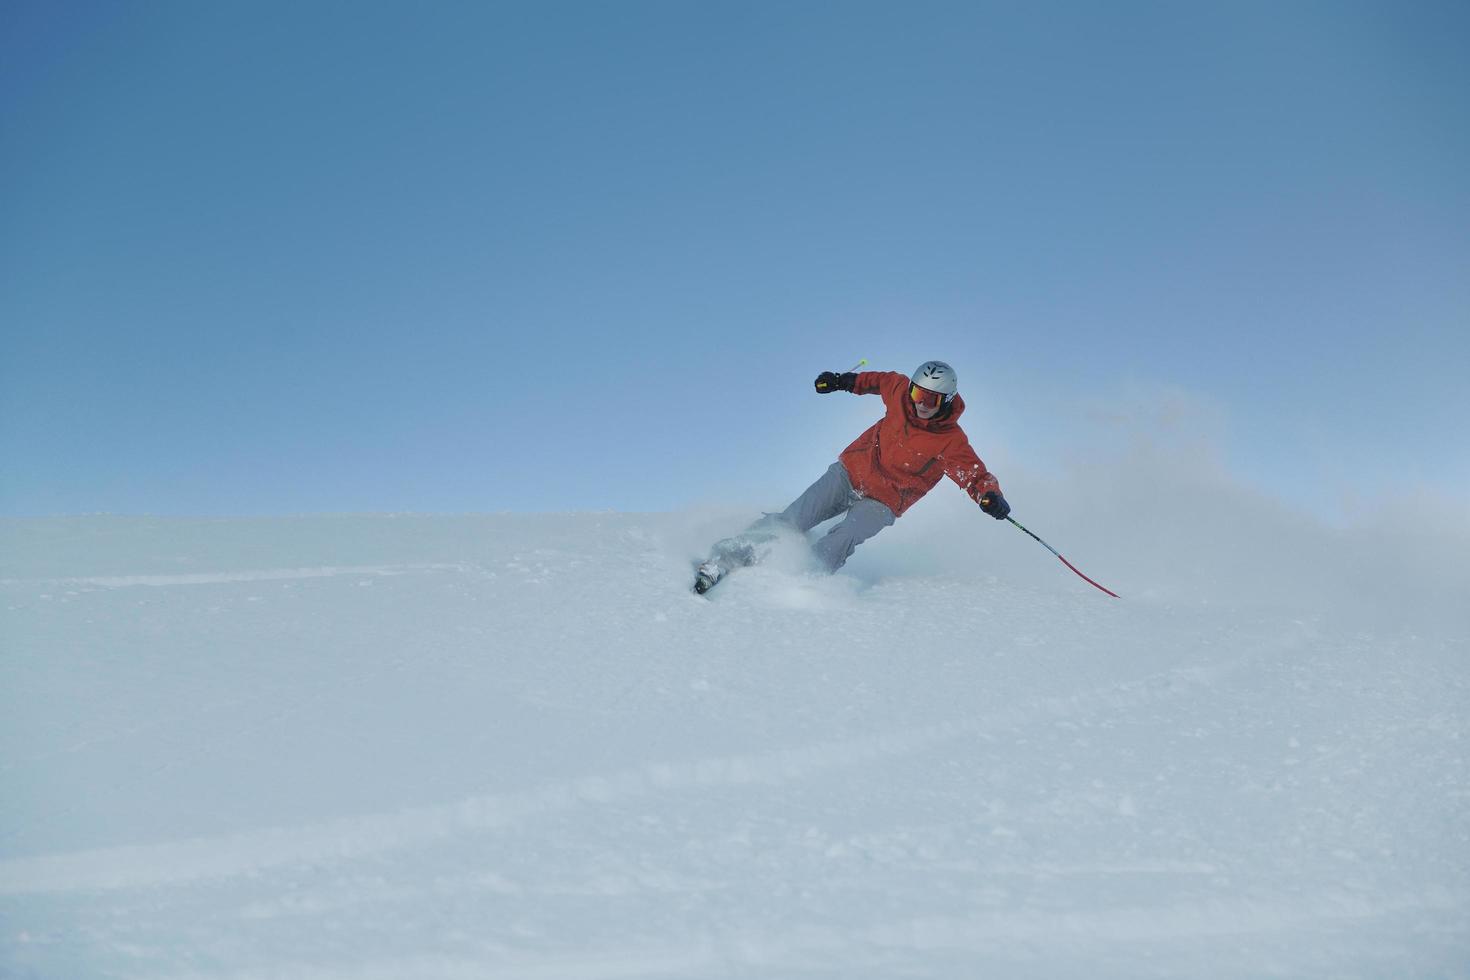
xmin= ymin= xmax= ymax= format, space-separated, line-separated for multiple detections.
xmin=693 ymin=561 xmax=724 ymax=595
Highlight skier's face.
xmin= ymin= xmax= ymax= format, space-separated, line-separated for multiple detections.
xmin=910 ymin=385 xmax=944 ymax=420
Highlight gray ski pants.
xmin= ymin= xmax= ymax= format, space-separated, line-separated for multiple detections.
xmin=783 ymin=461 xmax=896 ymax=571
xmin=711 ymin=462 xmax=896 ymax=574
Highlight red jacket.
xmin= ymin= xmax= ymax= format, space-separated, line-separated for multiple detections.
xmin=837 ymin=370 xmax=1001 ymax=517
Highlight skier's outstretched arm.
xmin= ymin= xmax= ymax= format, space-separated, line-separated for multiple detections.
xmin=814 ymin=370 xmax=906 ymax=396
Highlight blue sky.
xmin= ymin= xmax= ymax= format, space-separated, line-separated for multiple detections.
xmin=3 ymin=1 xmax=1466 ymax=520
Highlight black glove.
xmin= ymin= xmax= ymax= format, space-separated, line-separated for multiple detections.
xmin=979 ymin=491 xmax=1011 ymax=520
xmin=814 ymin=371 xmax=856 ymax=394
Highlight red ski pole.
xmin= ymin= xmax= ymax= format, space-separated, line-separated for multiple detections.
xmin=1005 ymin=516 xmax=1119 ymax=598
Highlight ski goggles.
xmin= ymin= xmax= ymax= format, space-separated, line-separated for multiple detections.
xmin=909 ymin=385 xmax=944 ymax=409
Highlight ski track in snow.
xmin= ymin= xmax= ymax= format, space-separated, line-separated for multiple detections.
xmin=143 ymin=889 xmax=1470 ymax=980
xmin=0 ymin=563 xmax=470 ymax=590
xmin=0 ymin=631 xmax=1287 ymax=896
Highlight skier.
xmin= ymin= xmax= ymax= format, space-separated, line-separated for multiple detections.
xmin=694 ymin=360 xmax=1010 ymax=594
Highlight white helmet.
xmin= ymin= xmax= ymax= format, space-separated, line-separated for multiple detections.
xmin=910 ymin=360 xmax=958 ymax=401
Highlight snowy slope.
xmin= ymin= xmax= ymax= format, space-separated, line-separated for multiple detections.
xmin=1 ymin=510 xmax=1467 ymax=979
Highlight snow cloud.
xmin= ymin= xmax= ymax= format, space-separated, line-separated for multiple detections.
xmin=840 ymin=384 xmax=1469 ymax=636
